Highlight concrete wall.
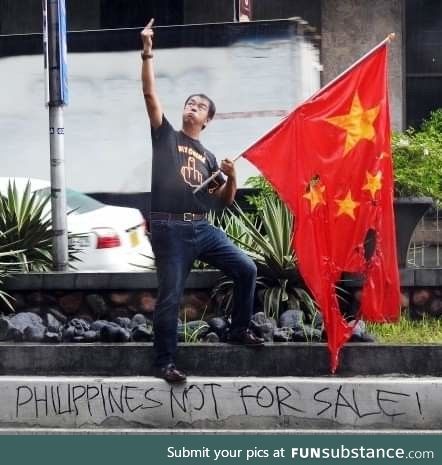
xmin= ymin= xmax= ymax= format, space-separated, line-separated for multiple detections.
xmin=0 ymin=26 xmax=320 ymax=192
xmin=321 ymin=0 xmax=404 ymax=130
xmin=4 ymin=376 xmax=442 ymax=429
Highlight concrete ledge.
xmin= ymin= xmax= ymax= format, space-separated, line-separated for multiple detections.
xmin=1 ymin=343 xmax=442 ymax=377
xmin=3 ymin=270 xmax=223 ymax=291
xmin=2 ymin=376 xmax=441 ymax=430
xmin=3 ymin=269 xmax=441 ymax=291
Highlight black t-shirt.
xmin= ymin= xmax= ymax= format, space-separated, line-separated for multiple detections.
xmin=150 ymin=116 xmax=226 ymax=213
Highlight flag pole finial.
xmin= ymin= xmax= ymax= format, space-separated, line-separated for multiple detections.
xmin=387 ymin=32 xmax=396 ymax=42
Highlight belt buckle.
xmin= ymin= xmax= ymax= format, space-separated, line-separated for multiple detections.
xmin=183 ymin=212 xmax=193 ymax=221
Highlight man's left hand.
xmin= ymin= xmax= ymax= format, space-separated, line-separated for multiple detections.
xmin=220 ymin=159 xmax=236 ymax=179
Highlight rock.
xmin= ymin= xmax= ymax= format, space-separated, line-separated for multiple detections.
xmin=99 ymin=322 xmax=121 ymax=342
xmin=90 ymin=320 xmax=110 ymax=332
xmin=99 ymin=323 xmax=130 ymax=342
xmin=62 ymin=326 xmax=76 ymax=342
xmin=44 ymin=331 xmax=62 ymax=343
xmin=292 ymin=326 xmax=322 ymax=342
xmin=279 ymin=309 xmax=305 ymax=329
xmin=203 ymin=332 xmax=220 ymax=343
xmin=68 ymin=318 xmax=90 ymax=335
xmin=349 ymin=320 xmax=376 ymax=342
xmin=251 ymin=312 xmax=267 ymax=326
xmin=274 ymin=327 xmax=294 ymax=342
xmin=258 ymin=322 xmax=274 ymax=342
xmin=115 ymin=327 xmax=131 ymax=342
xmin=23 ymin=325 xmax=45 ymax=342
xmin=207 ymin=317 xmax=228 ymax=337
xmin=10 ymin=327 xmax=23 ymax=342
xmin=59 ymin=292 xmax=84 ymax=315
xmin=45 ymin=313 xmax=63 ymax=333
xmin=10 ymin=311 xmax=43 ymax=330
xmin=9 ymin=312 xmax=46 ymax=341
xmin=85 ymin=294 xmax=109 ymax=318
xmin=83 ymin=330 xmax=99 ymax=342
xmin=114 ymin=317 xmax=131 ymax=329
xmin=109 ymin=292 xmax=131 ymax=306
xmin=131 ymin=325 xmax=153 ymax=342
xmin=130 ymin=313 xmax=147 ymax=328
xmin=251 ymin=312 xmax=276 ymax=341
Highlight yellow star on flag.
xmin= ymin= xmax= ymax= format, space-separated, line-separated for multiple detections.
xmin=362 ymin=170 xmax=382 ymax=199
xmin=303 ymin=184 xmax=326 ymax=212
xmin=326 ymin=93 xmax=380 ymax=156
xmin=335 ymin=190 xmax=360 ymax=220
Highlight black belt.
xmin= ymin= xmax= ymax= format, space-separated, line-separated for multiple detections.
xmin=150 ymin=211 xmax=207 ymax=222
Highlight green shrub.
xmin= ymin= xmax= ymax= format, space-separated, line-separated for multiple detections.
xmin=211 ymin=197 xmax=317 ymax=321
xmin=392 ymin=109 xmax=442 ymax=203
xmin=0 ymin=180 xmax=81 ymax=271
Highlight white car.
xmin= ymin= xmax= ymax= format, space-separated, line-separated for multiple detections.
xmin=0 ymin=178 xmax=155 ymax=271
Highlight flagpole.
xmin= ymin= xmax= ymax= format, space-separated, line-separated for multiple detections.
xmin=192 ymin=114 xmax=290 ymax=194
xmin=308 ymin=33 xmax=395 ymax=102
xmin=193 ymin=33 xmax=395 ymax=195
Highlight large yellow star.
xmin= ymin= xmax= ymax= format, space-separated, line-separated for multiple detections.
xmin=362 ymin=170 xmax=382 ymax=200
xmin=335 ymin=190 xmax=360 ymax=220
xmin=326 ymin=93 xmax=380 ymax=156
xmin=303 ymin=184 xmax=326 ymax=212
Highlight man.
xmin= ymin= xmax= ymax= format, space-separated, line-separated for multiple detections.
xmin=141 ymin=19 xmax=264 ymax=383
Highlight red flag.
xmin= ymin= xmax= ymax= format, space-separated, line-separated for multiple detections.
xmin=244 ymin=41 xmax=400 ymax=372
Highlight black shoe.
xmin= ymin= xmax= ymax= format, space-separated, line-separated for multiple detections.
xmin=154 ymin=363 xmax=187 ymax=383
xmin=227 ymin=329 xmax=265 ymax=346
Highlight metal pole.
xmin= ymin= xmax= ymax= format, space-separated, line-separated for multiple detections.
xmin=44 ymin=0 xmax=69 ymax=271
xmin=49 ymin=106 xmax=68 ymax=271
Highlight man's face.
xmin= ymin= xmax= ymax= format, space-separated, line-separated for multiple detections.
xmin=183 ymin=96 xmax=211 ymax=129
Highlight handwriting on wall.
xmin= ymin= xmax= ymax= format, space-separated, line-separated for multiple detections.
xmin=13 ymin=382 xmax=424 ymax=423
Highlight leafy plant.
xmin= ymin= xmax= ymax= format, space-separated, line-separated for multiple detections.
xmin=182 ymin=305 xmax=209 ymax=343
xmin=245 ymin=175 xmax=279 ymax=211
xmin=211 ymin=196 xmax=316 ymax=320
xmin=0 ymin=248 xmax=20 ymax=311
xmin=392 ymin=109 xmax=442 ymax=203
xmin=0 ymin=180 xmax=81 ymax=271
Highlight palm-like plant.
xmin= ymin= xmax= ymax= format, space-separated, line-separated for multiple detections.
xmin=0 ymin=180 xmax=81 ymax=271
xmin=211 ymin=196 xmax=317 ymax=321
xmin=0 ymin=235 xmax=23 ymax=310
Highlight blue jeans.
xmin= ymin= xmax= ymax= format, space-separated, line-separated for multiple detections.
xmin=150 ymin=218 xmax=257 ymax=367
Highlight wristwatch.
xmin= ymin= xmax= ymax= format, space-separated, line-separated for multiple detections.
xmin=141 ymin=51 xmax=154 ymax=60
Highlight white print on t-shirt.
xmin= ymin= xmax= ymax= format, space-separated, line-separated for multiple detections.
xmin=177 ymin=145 xmax=207 ymax=164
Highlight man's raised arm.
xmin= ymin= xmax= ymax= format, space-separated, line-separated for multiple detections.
xmin=141 ymin=18 xmax=163 ymax=129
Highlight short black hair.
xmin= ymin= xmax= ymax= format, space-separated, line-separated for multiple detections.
xmin=184 ymin=94 xmax=216 ymax=120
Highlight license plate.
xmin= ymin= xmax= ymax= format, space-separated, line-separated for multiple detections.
xmin=129 ymin=229 xmax=140 ymax=247
xmin=69 ymin=235 xmax=90 ymax=249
